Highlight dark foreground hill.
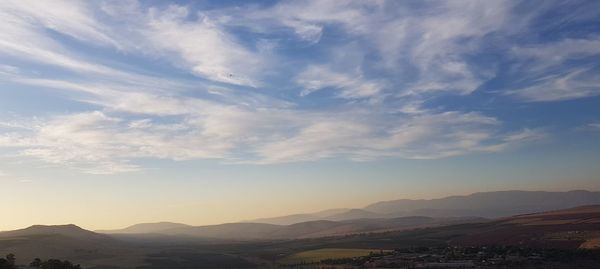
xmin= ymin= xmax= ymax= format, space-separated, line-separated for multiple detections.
xmin=1 ymin=224 xmax=109 ymax=241
xmin=0 ymin=225 xmax=144 ymax=268
xmin=449 ymin=205 xmax=600 ymax=249
xmin=310 ymin=205 xmax=600 ymax=251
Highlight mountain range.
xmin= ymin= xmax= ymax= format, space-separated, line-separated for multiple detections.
xmin=96 ymin=216 xmax=483 ymax=240
xmin=247 ymin=190 xmax=600 ymax=225
xmin=2 ymin=205 xmax=599 ymax=268
xmin=1 ymin=192 xmax=599 ymax=268
xmin=89 ymin=190 xmax=600 ymax=240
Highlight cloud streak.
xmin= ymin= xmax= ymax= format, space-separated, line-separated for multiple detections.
xmin=0 ymin=0 xmax=596 ymax=174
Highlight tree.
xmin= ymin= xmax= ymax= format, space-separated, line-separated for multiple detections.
xmin=0 ymin=259 xmax=8 ymax=269
xmin=5 ymin=255 xmax=14 ymax=267
xmin=0 ymin=254 xmax=16 ymax=269
xmin=1 ymin=255 xmax=81 ymax=269
xmin=40 ymin=259 xmax=82 ymax=269
xmin=30 ymin=258 xmax=43 ymax=267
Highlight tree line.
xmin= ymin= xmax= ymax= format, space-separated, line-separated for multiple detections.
xmin=0 ymin=254 xmax=81 ymax=269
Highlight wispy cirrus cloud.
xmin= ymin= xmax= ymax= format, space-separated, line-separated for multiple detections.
xmin=507 ymin=37 xmax=600 ymax=102
xmin=0 ymin=0 xmax=596 ymax=174
xmin=0 ymin=107 xmax=540 ymax=173
xmin=507 ymin=67 xmax=600 ymax=102
xmin=296 ymin=65 xmax=383 ymax=98
xmin=142 ymin=5 xmax=269 ymax=87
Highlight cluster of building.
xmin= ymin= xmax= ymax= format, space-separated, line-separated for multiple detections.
xmin=313 ymin=245 xmax=598 ymax=268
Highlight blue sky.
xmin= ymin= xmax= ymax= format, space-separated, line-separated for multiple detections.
xmin=0 ymin=0 xmax=599 ymax=229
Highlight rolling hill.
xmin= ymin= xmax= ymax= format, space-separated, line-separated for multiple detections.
xmin=0 ymin=225 xmax=145 ymax=268
xmin=101 ymin=216 xmax=483 ymax=240
xmin=159 ymin=222 xmax=281 ymax=240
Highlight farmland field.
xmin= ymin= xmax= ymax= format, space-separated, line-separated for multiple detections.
xmin=279 ymin=248 xmax=384 ymax=264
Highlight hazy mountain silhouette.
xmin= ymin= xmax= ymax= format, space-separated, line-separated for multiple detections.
xmin=159 ymin=222 xmax=281 ymax=240
xmin=96 ymin=222 xmax=191 ymax=234
xmin=325 ymin=209 xmax=381 ymax=221
xmin=365 ymin=190 xmax=600 ymax=217
xmin=249 ymin=208 xmax=349 ymax=225
xmin=100 ymin=216 xmax=483 ymax=240
xmin=249 ymin=190 xmax=600 ymax=224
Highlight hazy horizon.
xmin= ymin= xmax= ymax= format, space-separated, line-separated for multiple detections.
xmin=1 ymin=0 xmax=599 ymax=233
xmin=3 ymin=188 xmax=600 ymax=231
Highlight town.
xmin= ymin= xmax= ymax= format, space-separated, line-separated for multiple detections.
xmin=283 ymin=246 xmax=600 ymax=268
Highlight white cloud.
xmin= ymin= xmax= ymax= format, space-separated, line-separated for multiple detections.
xmin=383 ymin=1 xmax=516 ymax=96
xmin=215 ymin=0 xmax=381 ymax=44
xmin=0 ymin=94 xmax=537 ymax=173
xmin=296 ymin=65 xmax=383 ymax=98
xmin=512 ymin=38 xmax=600 ymax=67
xmin=142 ymin=5 xmax=268 ymax=86
xmin=0 ymin=1 xmax=272 ymax=87
xmin=216 ymin=1 xmax=516 ymax=97
xmin=253 ymin=111 xmax=542 ymax=164
xmin=0 ymin=0 xmax=117 ymax=47
xmin=581 ymin=122 xmax=600 ymax=132
xmin=0 ymin=0 xmax=564 ymax=174
xmin=507 ymin=37 xmax=600 ymax=102
xmin=0 ymin=1 xmax=106 ymax=72
xmin=508 ymin=67 xmax=600 ymax=102
xmin=5 ymin=111 xmax=232 ymax=174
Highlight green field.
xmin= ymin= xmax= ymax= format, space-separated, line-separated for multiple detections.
xmin=279 ymin=248 xmax=384 ymax=264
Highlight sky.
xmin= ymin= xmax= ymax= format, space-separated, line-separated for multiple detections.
xmin=0 ymin=0 xmax=599 ymax=231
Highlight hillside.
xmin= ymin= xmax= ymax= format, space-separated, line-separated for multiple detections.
xmin=0 ymin=225 xmax=144 ymax=268
xmin=448 ymin=205 xmax=600 ymax=249
xmin=0 ymin=224 xmax=111 ymax=242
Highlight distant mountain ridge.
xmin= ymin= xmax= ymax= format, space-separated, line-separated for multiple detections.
xmin=1 ymin=218 xmax=482 ymax=243
xmin=365 ymin=190 xmax=600 ymax=216
xmin=99 ymin=216 xmax=483 ymax=240
xmin=248 ymin=208 xmax=350 ymax=225
xmin=96 ymin=222 xmax=191 ymax=234
xmin=248 ymin=190 xmax=600 ymax=225
xmin=24 ymin=190 xmax=597 ymax=242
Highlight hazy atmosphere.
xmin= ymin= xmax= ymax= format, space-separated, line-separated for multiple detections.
xmin=1 ymin=0 xmax=599 ymax=233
